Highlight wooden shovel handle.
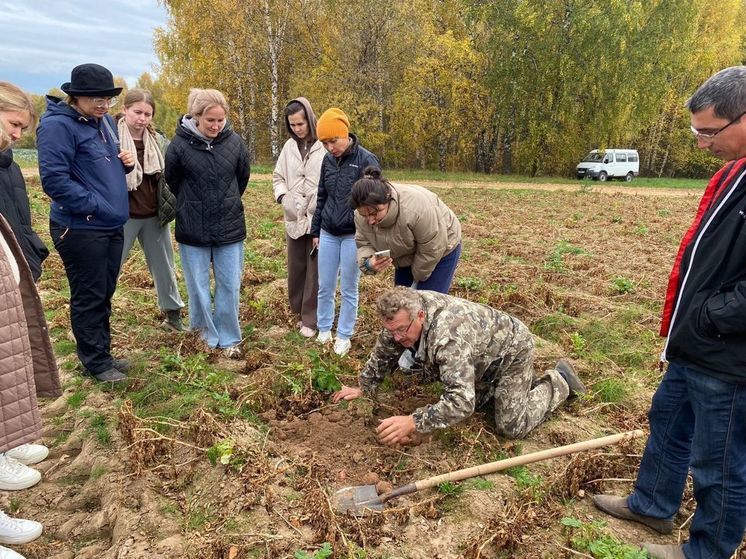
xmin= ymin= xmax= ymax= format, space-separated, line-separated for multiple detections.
xmin=415 ymin=429 xmax=644 ymax=491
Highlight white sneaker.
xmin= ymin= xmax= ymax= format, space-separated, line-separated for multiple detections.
xmin=299 ymin=325 xmax=317 ymax=338
xmin=0 ymin=511 xmax=42 ymax=545
xmin=0 ymin=455 xmax=41 ymax=491
xmin=0 ymin=545 xmax=25 ymax=559
xmin=317 ymin=330 xmax=332 ymax=343
xmin=4 ymin=444 xmax=48 ymax=466
xmin=222 ymin=346 xmax=242 ymax=360
xmin=333 ymin=338 xmax=351 ymax=356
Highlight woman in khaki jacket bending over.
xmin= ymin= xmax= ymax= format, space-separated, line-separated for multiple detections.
xmin=351 ymin=166 xmax=461 ymax=294
xmin=272 ymin=98 xmax=325 ymax=338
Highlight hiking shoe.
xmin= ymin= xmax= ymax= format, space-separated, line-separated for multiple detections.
xmin=4 ymin=444 xmax=48 ymax=466
xmin=162 ymin=309 xmax=186 ymax=332
xmin=0 ymin=511 xmax=42 ymax=545
xmin=0 ymin=455 xmax=41 ymax=491
xmin=556 ymin=358 xmax=586 ymax=398
xmin=334 ymin=338 xmax=351 ymax=356
xmin=593 ymin=495 xmax=673 ymax=535
xmin=642 ymin=543 xmax=685 ymax=559
xmin=317 ymin=330 xmax=332 ymax=343
xmin=223 ymin=346 xmax=242 ymax=359
xmin=0 ymin=545 xmax=26 ymax=559
xmin=89 ymin=368 xmax=127 ymax=383
xmin=299 ymin=325 xmax=317 ymax=338
xmin=111 ymin=359 xmax=132 ymax=372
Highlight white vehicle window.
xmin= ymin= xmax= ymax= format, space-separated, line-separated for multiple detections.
xmin=617 ymin=153 xmax=627 ymax=162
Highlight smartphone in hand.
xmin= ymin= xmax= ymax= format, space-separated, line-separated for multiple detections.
xmin=374 ymin=249 xmax=391 ymax=259
xmin=310 ymin=246 xmax=318 ymax=258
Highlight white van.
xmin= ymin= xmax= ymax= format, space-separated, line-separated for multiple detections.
xmin=576 ymin=149 xmax=640 ymax=182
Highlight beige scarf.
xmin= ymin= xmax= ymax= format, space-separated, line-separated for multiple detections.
xmin=117 ymin=118 xmax=165 ymax=191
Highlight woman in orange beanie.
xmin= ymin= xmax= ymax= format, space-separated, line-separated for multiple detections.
xmin=310 ymin=108 xmax=379 ymax=356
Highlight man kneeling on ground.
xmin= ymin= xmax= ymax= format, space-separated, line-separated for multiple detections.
xmin=332 ymin=286 xmax=585 ymax=445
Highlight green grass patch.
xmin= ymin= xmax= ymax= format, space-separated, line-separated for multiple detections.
xmin=561 ymin=517 xmax=648 ymax=558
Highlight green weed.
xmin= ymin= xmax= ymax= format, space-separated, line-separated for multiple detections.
xmin=569 ymin=332 xmax=587 ymax=355
xmin=464 ymin=478 xmax=495 ymax=491
xmin=611 ymin=276 xmax=635 ymax=294
xmin=206 ymin=439 xmax=235 ymax=466
xmin=294 ymin=543 xmax=333 ymax=559
xmin=89 ymin=413 xmax=111 ymax=445
xmin=544 ymin=241 xmax=586 ymax=272
xmin=455 ymin=276 xmax=483 ymax=291
xmin=309 ymin=351 xmax=343 ymax=393
xmin=90 ymin=465 xmax=107 ymax=481
xmin=593 ymin=378 xmax=628 ymax=404
xmin=67 ymin=391 xmax=86 ymax=409
xmin=437 ymin=481 xmax=464 ymax=495
xmin=561 ymin=517 xmax=648 ymax=558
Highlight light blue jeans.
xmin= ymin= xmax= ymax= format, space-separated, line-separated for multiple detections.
xmin=179 ymin=241 xmax=243 ymax=349
xmin=317 ymin=230 xmax=359 ymax=340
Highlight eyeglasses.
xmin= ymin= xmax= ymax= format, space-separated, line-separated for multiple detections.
xmin=91 ymin=97 xmax=119 ymax=108
xmin=357 ymin=204 xmax=388 ymax=219
xmin=690 ymin=110 xmax=746 ymax=141
xmin=389 ymin=317 xmax=415 ymax=338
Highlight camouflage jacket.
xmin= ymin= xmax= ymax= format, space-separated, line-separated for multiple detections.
xmin=358 ymin=291 xmax=527 ymax=433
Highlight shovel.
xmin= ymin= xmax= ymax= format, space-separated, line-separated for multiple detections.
xmin=333 ymin=429 xmax=644 ymax=514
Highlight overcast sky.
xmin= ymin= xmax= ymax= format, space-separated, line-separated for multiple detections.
xmin=0 ymin=1 xmax=169 ymax=95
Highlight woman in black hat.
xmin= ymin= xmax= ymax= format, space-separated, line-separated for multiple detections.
xmin=37 ymin=63 xmax=135 ymax=383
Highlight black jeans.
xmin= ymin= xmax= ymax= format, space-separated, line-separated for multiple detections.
xmin=50 ymin=222 xmax=123 ymax=374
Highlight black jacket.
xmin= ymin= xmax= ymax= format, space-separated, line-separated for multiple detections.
xmin=0 ymin=150 xmax=49 ymax=280
xmin=164 ymin=118 xmax=250 ymax=247
xmin=664 ymin=159 xmax=746 ymax=383
xmin=310 ymin=134 xmax=379 ymax=237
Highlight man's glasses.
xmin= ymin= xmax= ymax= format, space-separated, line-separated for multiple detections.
xmin=690 ymin=110 xmax=746 ymax=141
xmin=91 ymin=97 xmax=119 ymax=109
xmin=390 ymin=317 xmax=415 ymax=338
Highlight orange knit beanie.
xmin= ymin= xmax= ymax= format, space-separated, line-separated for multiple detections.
xmin=316 ymin=108 xmax=350 ymax=141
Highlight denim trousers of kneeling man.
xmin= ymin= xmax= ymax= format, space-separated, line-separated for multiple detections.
xmin=179 ymin=241 xmax=243 ymax=349
xmin=627 ymin=361 xmax=746 ymax=559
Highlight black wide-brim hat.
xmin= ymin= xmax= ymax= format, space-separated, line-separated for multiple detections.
xmin=60 ymin=63 xmax=123 ymax=97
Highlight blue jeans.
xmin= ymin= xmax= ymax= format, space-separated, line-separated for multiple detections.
xmin=317 ymin=230 xmax=359 ymax=340
xmin=628 ymin=361 xmax=746 ymax=559
xmin=179 ymin=242 xmax=243 ymax=349
xmin=394 ymin=242 xmax=462 ymax=293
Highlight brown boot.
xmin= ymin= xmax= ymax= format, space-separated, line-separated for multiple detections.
xmin=642 ymin=543 xmax=686 ymax=559
xmin=593 ymin=495 xmax=673 ymax=534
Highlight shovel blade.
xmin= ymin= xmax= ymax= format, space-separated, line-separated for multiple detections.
xmin=332 ymin=484 xmax=384 ymax=513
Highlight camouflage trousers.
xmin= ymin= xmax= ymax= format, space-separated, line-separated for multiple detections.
xmin=483 ymin=325 xmax=569 ymax=439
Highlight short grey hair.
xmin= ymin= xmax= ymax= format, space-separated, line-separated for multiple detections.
xmin=687 ymin=66 xmax=746 ymax=120
xmin=376 ymin=287 xmax=422 ymax=321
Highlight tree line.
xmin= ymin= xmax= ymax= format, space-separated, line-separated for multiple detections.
xmin=21 ymin=0 xmax=746 ymax=178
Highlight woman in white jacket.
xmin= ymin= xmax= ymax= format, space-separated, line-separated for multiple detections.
xmin=272 ymin=98 xmax=325 ymax=337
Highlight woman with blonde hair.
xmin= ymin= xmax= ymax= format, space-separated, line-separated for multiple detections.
xmin=118 ymin=88 xmax=185 ymax=331
xmin=165 ymin=88 xmax=250 ymax=358
xmin=0 ymin=80 xmax=62 ymax=559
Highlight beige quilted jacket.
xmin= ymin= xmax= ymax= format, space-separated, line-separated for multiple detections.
xmin=0 ymin=214 xmax=61 ymax=453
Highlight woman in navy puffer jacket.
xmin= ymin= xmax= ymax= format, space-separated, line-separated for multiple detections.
xmin=37 ymin=64 xmax=134 ymax=383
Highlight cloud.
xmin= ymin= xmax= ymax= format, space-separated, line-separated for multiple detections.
xmin=0 ymin=0 xmax=168 ymax=93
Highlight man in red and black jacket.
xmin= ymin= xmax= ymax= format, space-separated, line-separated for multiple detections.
xmin=594 ymin=66 xmax=746 ymax=559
